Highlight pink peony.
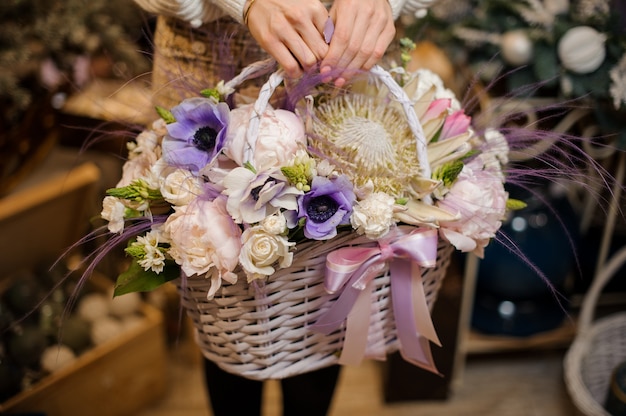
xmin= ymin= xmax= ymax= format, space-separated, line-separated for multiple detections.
xmin=163 ymin=197 xmax=241 ymax=293
xmin=437 ymin=158 xmax=508 ymax=257
xmin=223 ymin=104 xmax=306 ymax=171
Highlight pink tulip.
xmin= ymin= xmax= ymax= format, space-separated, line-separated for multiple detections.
xmin=440 ymin=110 xmax=472 ymax=140
xmin=422 ymin=98 xmax=451 ymax=123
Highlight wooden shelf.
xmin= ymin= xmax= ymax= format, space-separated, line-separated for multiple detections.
xmin=463 ymin=320 xmax=577 ymax=355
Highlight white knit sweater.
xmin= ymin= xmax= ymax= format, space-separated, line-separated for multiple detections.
xmin=134 ymin=0 xmax=437 ymax=28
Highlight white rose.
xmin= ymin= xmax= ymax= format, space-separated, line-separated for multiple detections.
xmin=159 ymin=167 xmax=203 ymax=206
xmin=224 ymin=104 xmax=306 ymax=171
xmin=350 ymin=192 xmax=397 ymax=239
xmin=239 ymin=226 xmax=295 ymax=282
xmin=101 ymin=196 xmax=127 ymax=233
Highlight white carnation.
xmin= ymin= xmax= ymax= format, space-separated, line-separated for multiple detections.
xmin=261 ymin=213 xmax=288 ymax=235
xmin=350 ymin=192 xmax=397 ymax=239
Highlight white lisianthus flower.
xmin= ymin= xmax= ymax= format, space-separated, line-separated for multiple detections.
xmin=239 ymin=225 xmax=295 ymax=282
xmin=437 ymin=158 xmax=508 ymax=257
xmin=102 ymin=196 xmax=127 ymax=233
xmin=157 ymin=165 xmax=203 ymax=206
xmin=132 ymin=229 xmax=168 ymax=273
xmin=222 ymin=167 xmax=302 ymax=224
xmin=163 ymin=197 xmax=241 ymax=298
xmin=224 ymin=104 xmax=306 ymax=171
xmin=350 ymin=192 xmax=397 ymax=239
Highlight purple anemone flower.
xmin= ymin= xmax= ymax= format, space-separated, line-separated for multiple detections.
xmin=298 ymin=175 xmax=355 ymax=240
xmin=162 ymin=97 xmax=230 ymax=172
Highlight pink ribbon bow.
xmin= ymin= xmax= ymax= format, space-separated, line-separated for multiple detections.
xmin=311 ymin=226 xmax=442 ymax=374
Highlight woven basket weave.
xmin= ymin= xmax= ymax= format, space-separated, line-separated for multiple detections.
xmin=564 ymin=246 xmax=626 ymax=415
xmin=178 ymin=232 xmax=453 ymax=380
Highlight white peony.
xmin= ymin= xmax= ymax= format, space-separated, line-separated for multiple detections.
xmin=224 ymin=104 xmax=307 ymax=171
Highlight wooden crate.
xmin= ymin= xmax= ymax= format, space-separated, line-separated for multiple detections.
xmin=0 ymin=301 xmax=167 ymax=416
xmin=0 ymin=149 xmax=101 ymax=276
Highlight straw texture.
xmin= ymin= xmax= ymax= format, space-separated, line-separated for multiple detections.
xmin=564 ymin=246 xmax=626 ymax=415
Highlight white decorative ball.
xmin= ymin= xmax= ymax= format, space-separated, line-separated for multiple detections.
xmin=109 ymin=291 xmax=142 ymax=318
xmin=558 ymin=26 xmax=607 ymax=74
xmin=41 ymin=345 xmax=76 ymax=373
xmin=91 ymin=317 xmax=124 ymax=345
xmin=500 ymin=30 xmax=534 ymax=66
xmin=77 ymin=293 xmax=111 ymax=322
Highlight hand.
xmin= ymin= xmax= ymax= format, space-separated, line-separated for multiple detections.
xmin=245 ymin=0 xmax=330 ymax=78
xmin=320 ymin=0 xmax=396 ymax=87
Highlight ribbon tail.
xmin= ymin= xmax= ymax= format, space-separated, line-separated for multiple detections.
xmin=411 ymin=261 xmax=441 ymax=347
xmin=391 ymin=260 xmax=441 ymax=375
xmin=310 ymin=283 xmax=361 ymax=335
xmin=338 ymin=280 xmax=373 ymax=366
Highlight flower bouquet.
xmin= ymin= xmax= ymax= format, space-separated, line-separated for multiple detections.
xmin=96 ymin=52 xmax=511 ymax=379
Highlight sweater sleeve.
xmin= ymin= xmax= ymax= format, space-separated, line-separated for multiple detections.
xmin=134 ymin=0 xmax=437 ymax=27
xmin=399 ymin=0 xmax=439 ymax=18
xmin=133 ymin=0 xmax=246 ymax=27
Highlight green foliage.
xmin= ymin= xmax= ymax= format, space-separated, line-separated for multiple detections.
xmin=114 ymin=260 xmax=180 ymax=297
xmin=0 ymin=0 xmax=150 ymax=126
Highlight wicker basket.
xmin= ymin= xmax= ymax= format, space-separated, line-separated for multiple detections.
xmin=172 ymin=60 xmax=454 ymax=380
xmin=564 ymin=246 xmax=626 ymax=415
xmin=178 ymin=232 xmax=453 ymax=380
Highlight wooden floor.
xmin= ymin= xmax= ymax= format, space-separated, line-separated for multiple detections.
xmin=136 ymin=338 xmax=580 ymax=416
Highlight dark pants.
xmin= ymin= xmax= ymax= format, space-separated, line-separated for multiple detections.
xmin=203 ymin=359 xmax=341 ymax=416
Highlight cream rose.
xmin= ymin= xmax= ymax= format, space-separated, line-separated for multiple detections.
xmin=157 ymin=166 xmax=204 ymax=206
xmin=239 ymin=225 xmax=295 ymax=282
xmin=224 ymin=104 xmax=306 ymax=171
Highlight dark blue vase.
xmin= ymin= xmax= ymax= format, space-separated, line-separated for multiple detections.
xmin=471 ymin=183 xmax=580 ymax=337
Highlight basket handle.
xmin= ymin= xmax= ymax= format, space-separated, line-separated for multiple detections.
xmin=221 ymin=59 xmax=432 ymax=201
xmin=577 ymin=245 xmax=626 ymax=332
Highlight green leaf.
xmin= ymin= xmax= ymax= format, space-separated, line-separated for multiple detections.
xmin=113 ymin=260 xmax=180 ymax=297
xmin=155 ymin=105 xmax=176 ymax=124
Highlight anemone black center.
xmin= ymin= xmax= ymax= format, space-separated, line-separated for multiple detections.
xmin=306 ymin=195 xmax=339 ymax=223
xmin=250 ymin=179 xmax=273 ymax=201
xmin=193 ymin=126 xmax=218 ymax=152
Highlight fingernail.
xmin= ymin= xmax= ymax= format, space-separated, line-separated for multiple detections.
xmin=334 ymin=77 xmax=346 ymax=88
